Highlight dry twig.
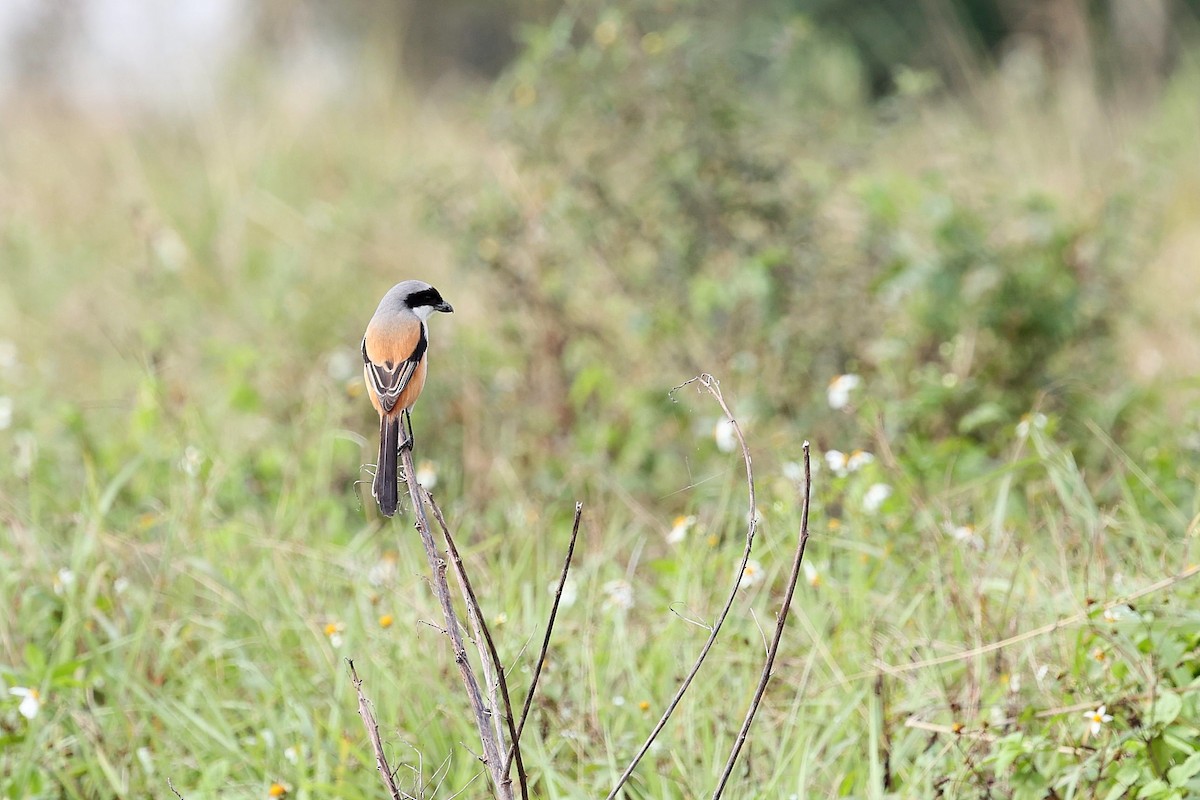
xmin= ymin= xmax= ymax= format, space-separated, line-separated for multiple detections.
xmin=711 ymin=442 xmax=812 ymax=799
xmin=606 ymin=374 xmax=760 ymax=800
xmin=396 ymin=446 xmax=512 ymax=799
xmin=425 ymin=489 xmax=529 ymax=800
xmin=349 ymin=658 xmax=409 ymax=800
xmin=504 ymin=502 xmax=584 ymax=778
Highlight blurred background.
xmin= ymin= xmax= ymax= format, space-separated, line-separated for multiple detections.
xmin=3 ymin=1 xmax=1200 ymax=797
xmin=3 ymin=0 xmax=1199 ymax=455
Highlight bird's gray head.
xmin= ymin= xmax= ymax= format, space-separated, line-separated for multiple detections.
xmin=381 ymin=280 xmax=454 ymax=322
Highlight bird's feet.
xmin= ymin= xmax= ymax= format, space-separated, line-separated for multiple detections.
xmin=400 ymin=409 xmax=415 ymax=452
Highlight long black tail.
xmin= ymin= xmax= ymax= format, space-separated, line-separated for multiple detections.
xmin=373 ymin=415 xmax=400 ymax=517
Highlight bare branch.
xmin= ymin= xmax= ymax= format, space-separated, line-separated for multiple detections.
xmin=398 ymin=447 xmax=512 ymax=800
xmin=348 ymin=658 xmax=409 ymax=800
xmin=711 ymin=441 xmax=812 ymax=799
xmin=607 ymin=374 xmax=758 ymax=800
xmin=425 ymin=488 xmax=529 ymax=800
xmin=425 ymin=496 xmax=505 ymax=741
xmin=504 ymin=502 xmax=584 ymax=777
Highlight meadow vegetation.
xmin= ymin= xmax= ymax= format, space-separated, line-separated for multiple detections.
xmin=3 ymin=2 xmax=1200 ymax=797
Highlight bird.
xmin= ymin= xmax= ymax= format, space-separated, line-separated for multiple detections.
xmin=362 ymin=280 xmax=453 ymax=516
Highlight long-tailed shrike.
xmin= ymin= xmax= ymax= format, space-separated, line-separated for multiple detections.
xmin=362 ymin=280 xmax=453 ymax=516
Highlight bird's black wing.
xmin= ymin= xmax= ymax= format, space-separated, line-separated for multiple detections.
xmin=362 ymin=327 xmax=427 ymax=413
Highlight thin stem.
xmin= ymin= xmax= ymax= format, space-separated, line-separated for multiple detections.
xmin=349 ymin=659 xmax=409 ymax=800
xmin=607 ymin=374 xmax=757 ymax=800
xmin=711 ymin=442 xmax=812 ymax=799
xmin=425 ymin=489 xmax=529 ymax=800
xmin=399 ymin=447 xmax=511 ymax=800
xmin=503 ymin=502 xmax=584 ymax=778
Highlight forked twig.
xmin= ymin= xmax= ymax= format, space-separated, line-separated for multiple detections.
xmin=606 ymin=374 xmax=758 ymax=800
xmin=711 ymin=442 xmax=812 ymax=799
xmin=424 ymin=489 xmax=530 ymax=800
xmin=503 ymin=502 xmax=585 ymax=777
xmin=348 ymin=659 xmax=409 ymax=800
xmin=397 ymin=446 xmax=511 ymax=799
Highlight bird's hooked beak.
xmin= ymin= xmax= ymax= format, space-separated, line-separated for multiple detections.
xmin=435 ymin=301 xmax=454 ymax=313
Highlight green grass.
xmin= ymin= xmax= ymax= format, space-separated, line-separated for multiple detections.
xmin=3 ymin=41 xmax=1200 ymax=800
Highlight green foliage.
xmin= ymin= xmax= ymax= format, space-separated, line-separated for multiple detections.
xmin=430 ymin=0 xmax=1136 ymax=488
xmin=866 ymin=186 xmax=1132 ymax=445
xmin=428 ymin=1 xmax=878 ymax=465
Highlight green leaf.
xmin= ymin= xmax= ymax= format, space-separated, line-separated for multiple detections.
xmin=23 ymin=643 xmax=45 ymax=675
xmin=992 ymin=737 xmax=1024 ymax=774
xmin=1116 ymin=764 xmax=1145 ymax=784
xmin=958 ymin=402 xmax=1006 ymax=434
xmin=1152 ymin=692 xmax=1184 ymax=727
xmin=50 ymin=659 xmax=86 ymax=684
xmin=1136 ymin=778 xmax=1171 ymax=799
xmin=1163 ymin=727 xmax=1198 ymax=754
xmin=1168 ymin=752 xmax=1200 ymax=786
xmin=1106 ymin=772 xmax=1142 ymax=800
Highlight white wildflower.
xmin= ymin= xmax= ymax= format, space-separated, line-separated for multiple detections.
xmin=667 ymin=515 xmax=695 ymax=545
xmin=713 ymin=419 xmax=737 ymax=453
xmin=179 ymin=446 xmax=202 ymax=477
xmin=415 ymin=460 xmax=438 ymax=489
xmin=0 ymin=397 xmax=12 ymax=430
xmin=1016 ymin=413 xmax=1048 ymax=439
xmin=846 ymin=450 xmax=874 ymax=471
xmin=53 ymin=568 xmax=75 ymax=595
xmin=9 ymin=687 xmax=40 ymax=719
xmin=782 ymin=461 xmax=804 ymax=481
xmin=863 ymin=483 xmax=892 ymax=513
xmin=802 ymin=561 xmax=821 ymax=587
xmin=827 ymin=373 xmax=862 ymax=410
xmin=946 ymin=523 xmax=984 ymax=550
xmin=1103 ymin=604 xmax=1135 ymax=624
xmin=827 ymin=449 xmax=874 ymax=477
xmin=1084 ymin=705 xmax=1113 ymax=735
xmin=825 ymin=450 xmax=849 ymax=477
xmin=738 ymin=560 xmax=764 ymax=590
xmin=550 ymin=577 xmax=578 ymax=609
xmin=323 ymin=622 xmax=345 ymax=649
